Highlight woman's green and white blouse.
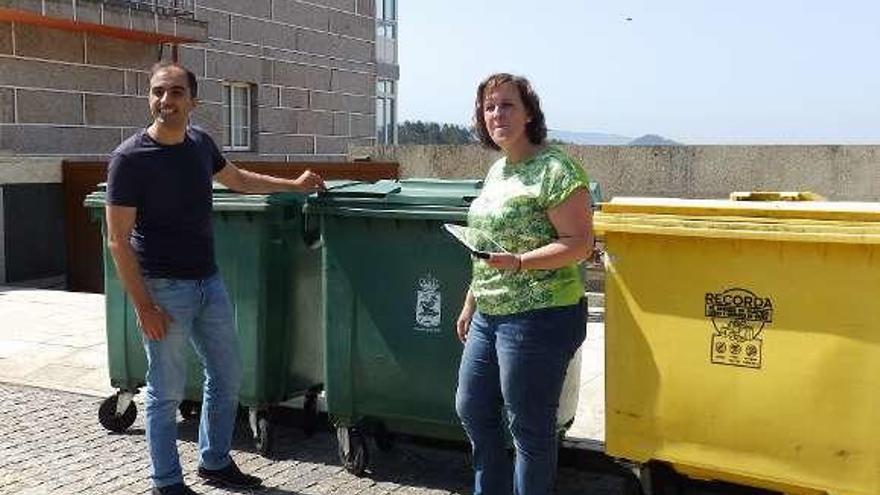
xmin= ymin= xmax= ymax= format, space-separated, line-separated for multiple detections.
xmin=468 ymin=146 xmax=590 ymax=315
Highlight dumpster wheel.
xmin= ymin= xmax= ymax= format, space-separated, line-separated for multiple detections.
xmin=98 ymin=392 xmax=137 ymax=433
xmin=337 ymin=426 xmax=368 ymax=476
xmin=302 ymin=391 xmax=319 ymax=436
xmin=639 ymin=461 xmax=683 ymax=495
xmin=255 ymin=417 xmax=272 ymax=457
xmin=250 ymin=409 xmax=274 ymax=458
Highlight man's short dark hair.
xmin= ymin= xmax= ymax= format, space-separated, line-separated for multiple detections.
xmin=149 ymin=61 xmax=198 ymax=99
xmin=473 ymin=73 xmax=547 ymax=150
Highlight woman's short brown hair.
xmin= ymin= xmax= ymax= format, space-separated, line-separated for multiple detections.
xmin=473 ymin=73 xmax=547 ymax=150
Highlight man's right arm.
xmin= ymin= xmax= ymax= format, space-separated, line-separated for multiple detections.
xmin=105 ymin=204 xmax=169 ymax=340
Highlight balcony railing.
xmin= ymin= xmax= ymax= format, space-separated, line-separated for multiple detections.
xmin=100 ymin=0 xmax=195 ymax=19
xmin=0 ymin=0 xmax=207 ymax=42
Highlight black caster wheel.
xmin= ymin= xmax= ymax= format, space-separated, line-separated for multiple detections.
xmin=639 ymin=461 xmax=683 ymax=495
xmin=302 ymin=391 xmax=319 ymax=436
xmin=178 ymin=400 xmax=201 ymax=421
xmin=98 ymin=393 xmax=137 ymax=432
xmin=254 ymin=414 xmax=274 ymax=457
xmin=255 ymin=416 xmax=273 ymax=457
xmin=250 ymin=409 xmax=275 ymax=457
xmin=337 ymin=426 xmax=368 ymax=476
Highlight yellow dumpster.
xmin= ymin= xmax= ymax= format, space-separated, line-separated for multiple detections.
xmin=594 ymin=196 xmax=880 ymax=495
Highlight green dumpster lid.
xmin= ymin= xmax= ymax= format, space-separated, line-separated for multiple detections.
xmin=314 ymin=179 xmax=483 ymax=206
xmin=307 ymin=179 xmax=484 ymax=221
xmin=595 ymin=196 xmax=880 ymax=244
xmin=84 ymin=180 xmax=357 ymax=211
xmin=317 ymin=180 xmax=401 ymax=197
xmin=84 ymin=181 xmax=297 ymax=211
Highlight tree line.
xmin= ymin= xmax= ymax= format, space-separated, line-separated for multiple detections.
xmin=397 ymin=120 xmax=569 ymax=145
xmin=398 ymin=121 xmax=476 ymax=145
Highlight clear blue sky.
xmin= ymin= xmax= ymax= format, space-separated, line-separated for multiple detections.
xmin=398 ymin=0 xmax=880 ymax=144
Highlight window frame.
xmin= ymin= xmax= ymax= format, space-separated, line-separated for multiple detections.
xmin=221 ymin=82 xmax=252 ymax=152
xmin=376 ymin=78 xmax=397 ymax=145
xmin=377 ymin=0 xmax=396 ymax=23
xmin=376 ymin=0 xmax=397 ymax=64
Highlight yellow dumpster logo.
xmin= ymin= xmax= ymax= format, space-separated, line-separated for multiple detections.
xmin=704 ymin=288 xmax=773 ymax=369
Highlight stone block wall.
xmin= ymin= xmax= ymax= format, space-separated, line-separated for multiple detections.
xmin=0 ymin=0 xmax=382 ymax=160
xmin=351 ymin=144 xmax=880 ymax=202
xmin=0 ymin=21 xmax=156 ymax=157
xmin=185 ymin=0 xmax=378 ymax=161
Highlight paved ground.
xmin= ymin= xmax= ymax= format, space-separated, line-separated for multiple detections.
xmin=0 ymin=286 xmax=625 ymax=495
xmin=0 ymin=286 xmax=777 ymax=495
xmin=0 ymin=287 xmax=605 ymax=442
xmin=0 ymin=287 xmax=111 ymax=398
xmin=0 ymin=382 xmax=635 ymax=495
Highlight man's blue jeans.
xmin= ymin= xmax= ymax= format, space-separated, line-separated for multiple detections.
xmin=455 ymin=301 xmax=586 ymax=495
xmin=142 ymin=273 xmax=242 ymax=488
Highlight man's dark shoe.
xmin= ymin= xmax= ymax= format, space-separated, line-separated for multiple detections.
xmin=197 ymin=460 xmax=262 ymax=488
xmin=151 ymin=483 xmax=199 ymax=495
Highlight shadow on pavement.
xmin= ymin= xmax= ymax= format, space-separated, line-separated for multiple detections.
xmin=172 ymin=413 xmax=642 ymax=495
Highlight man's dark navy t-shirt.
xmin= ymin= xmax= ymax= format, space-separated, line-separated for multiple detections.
xmin=106 ymin=126 xmax=227 ymax=279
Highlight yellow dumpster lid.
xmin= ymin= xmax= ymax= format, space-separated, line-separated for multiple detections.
xmin=595 ymin=197 xmax=880 ymax=244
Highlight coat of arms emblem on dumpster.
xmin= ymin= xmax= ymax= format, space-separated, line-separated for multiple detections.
xmin=705 ymin=288 xmax=773 ymax=369
xmin=414 ymin=274 xmax=442 ymax=333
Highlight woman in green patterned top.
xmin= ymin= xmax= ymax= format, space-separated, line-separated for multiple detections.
xmin=454 ymin=73 xmax=594 ymax=495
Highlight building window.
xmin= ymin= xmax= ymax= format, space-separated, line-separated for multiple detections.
xmin=222 ymin=83 xmax=251 ymax=151
xmin=376 ymin=0 xmax=397 ymax=64
xmin=376 ymin=79 xmax=396 ymax=145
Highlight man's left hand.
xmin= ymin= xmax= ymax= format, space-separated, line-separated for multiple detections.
xmin=294 ymin=169 xmax=326 ymax=193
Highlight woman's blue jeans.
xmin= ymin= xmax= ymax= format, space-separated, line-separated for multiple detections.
xmin=142 ymin=273 xmax=242 ymax=488
xmin=455 ymin=301 xmax=586 ymax=495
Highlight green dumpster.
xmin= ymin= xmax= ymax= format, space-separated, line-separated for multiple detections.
xmin=85 ymin=183 xmax=325 ymax=455
xmin=306 ymin=179 xmax=584 ymax=475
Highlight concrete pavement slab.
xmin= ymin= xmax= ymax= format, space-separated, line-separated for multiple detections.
xmin=0 ymin=286 xmax=113 ymax=397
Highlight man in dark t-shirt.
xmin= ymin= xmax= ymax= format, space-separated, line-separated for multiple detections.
xmin=106 ymin=62 xmax=325 ymax=495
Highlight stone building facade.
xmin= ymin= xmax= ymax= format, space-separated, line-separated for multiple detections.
xmin=0 ymin=0 xmax=398 ymax=284
xmin=0 ymin=0 xmax=398 ymax=159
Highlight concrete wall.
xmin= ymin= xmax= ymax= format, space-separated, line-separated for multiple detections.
xmin=351 ymin=145 xmax=880 ymax=201
xmin=1 ymin=182 xmax=64 ymax=283
xmin=0 ymin=155 xmax=65 ymax=284
xmin=0 ymin=154 xmax=62 ymax=184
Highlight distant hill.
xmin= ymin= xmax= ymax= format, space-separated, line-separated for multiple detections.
xmin=549 ymin=129 xmax=681 ymax=146
xmin=627 ymin=134 xmax=680 ymax=146
xmin=548 ymin=129 xmax=632 ymax=145
xmin=394 ymin=123 xmax=680 ymax=146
